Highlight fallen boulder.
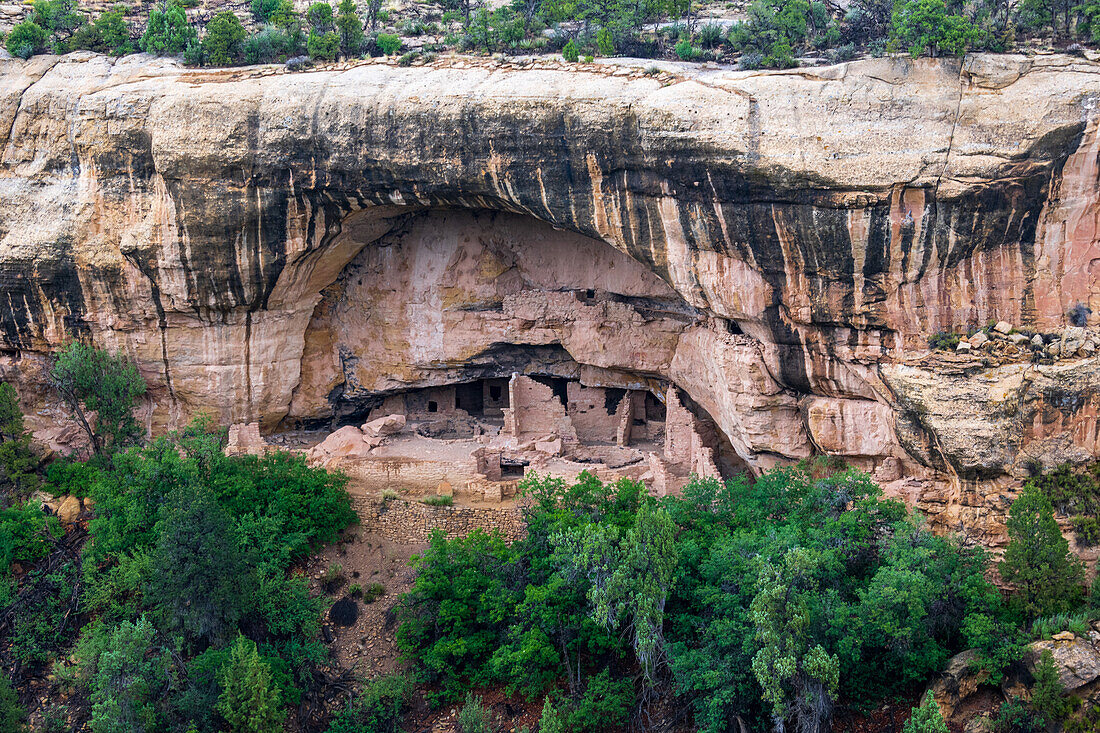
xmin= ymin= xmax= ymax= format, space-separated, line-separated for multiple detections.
xmin=362 ymin=414 xmax=407 ymax=438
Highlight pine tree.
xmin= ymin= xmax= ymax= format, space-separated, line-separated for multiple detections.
xmin=147 ymin=485 xmax=251 ymax=646
xmin=1031 ymin=649 xmax=1071 ymax=722
xmin=217 ymin=636 xmax=284 ymax=733
xmin=335 ymin=0 xmax=363 ymax=56
xmin=51 ymin=342 xmax=146 ymax=456
xmin=999 ymin=487 xmax=1084 ymax=618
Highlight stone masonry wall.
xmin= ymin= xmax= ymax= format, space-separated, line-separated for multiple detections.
xmin=352 ymin=496 xmax=527 ymax=544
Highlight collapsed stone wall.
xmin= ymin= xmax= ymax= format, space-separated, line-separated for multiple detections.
xmin=352 ymin=496 xmax=527 ymax=543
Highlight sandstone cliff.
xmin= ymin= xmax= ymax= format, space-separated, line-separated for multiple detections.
xmin=1 ymin=50 xmax=1099 ymax=535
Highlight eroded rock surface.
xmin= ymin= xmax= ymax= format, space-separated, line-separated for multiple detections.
xmin=2 ymin=51 xmax=1100 ymax=532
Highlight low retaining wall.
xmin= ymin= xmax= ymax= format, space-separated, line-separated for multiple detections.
xmin=352 ymin=496 xmax=527 ymax=544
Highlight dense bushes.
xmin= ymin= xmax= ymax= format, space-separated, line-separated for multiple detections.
xmin=5 ymin=0 xmax=1100 ymax=69
xmin=40 ymin=416 xmax=358 ymax=730
xmin=398 ymin=466 xmax=1008 ymax=732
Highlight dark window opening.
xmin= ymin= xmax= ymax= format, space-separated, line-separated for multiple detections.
xmin=489 ymin=385 xmax=502 ymax=401
xmin=428 ymin=401 xmax=438 ymax=413
xmin=645 ymin=392 xmax=666 ymax=422
xmin=455 ymin=382 xmax=484 ymax=415
xmin=723 ymin=319 xmax=744 ymax=335
xmin=501 ymin=459 xmax=526 ymax=478
xmin=585 ymin=289 xmax=595 ymax=300
xmin=604 ymin=387 xmax=627 ymax=413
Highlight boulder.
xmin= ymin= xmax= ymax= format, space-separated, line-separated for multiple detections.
xmin=1028 ymin=637 xmax=1100 ymax=691
xmin=956 ymin=341 xmax=972 ymax=353
xmin=1009 ymin=333 xmax=1029 ymax=346
xmin=362 ymin=414 xmax=407 ymax=438
xmin=970 ymin=331 xmax=990 ymax=348
xmin=1031 ymin=334 xmax=1045 ymax=348
xmin=928 ymin=649 xmax=988 ymax=720
xmin=993 ymin=321 xmax=1013 ymax=335
xmin=307 ymin=426 xmax=374 ymax=461
xmin=56 ymin=495 xmax=82 ymax=524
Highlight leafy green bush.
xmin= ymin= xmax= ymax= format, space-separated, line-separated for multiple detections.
xmin=674 ymin=36 xmax=697 ymax=59
xmin=139 ymin=1 xmax=197 ymax=55
xmin=561 ymin=38 xmax=579 ymax=61
xmin=325 ymin=673 xmax=413 ymax=733
xmin=10 ymin=560 xmax=78 ymax=666
xmin=457 ymin=693 xmax=494 ymax=733
xmin=64 ymin=8 xmax=133 ymax=54
xmin=376 ymin=32 xmax=401 ymax=54
xmin=927 ymin=332 xmax=961 ymax=350
xmin=1031 ymin=649 xmax=1073 ymax=722
xmin=596 ymin=26 xmax=614 ymax=54
xmin=5 ymin=20 xmax=48 ymax=58
xmin=308 ymin=29 xmax=340 ymax=58
xmin=76 ymin=615 xmax=169 ymax=733
xmin=0 ymin=504 xmax=60 ymax=573
xmin=890 ymin=0 xmax=978 ymax=57
xmin=52 ymin=342 xmax=146 ymax=456
xmin=363 ymin=581 xmax=385 ymax=602
xmin=0 ymin=674 xmax=26 ymax=733
xmin=993 ymin=698 xmax=1045 ymax=733
xmin=202 ymin=10 xmax=247 ymax=65
xmin=903 ymin=694 xmax=948 ymax=733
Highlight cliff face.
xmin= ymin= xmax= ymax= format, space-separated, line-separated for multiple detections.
xmin=1 ymin=50 xmax=1099 ymax=531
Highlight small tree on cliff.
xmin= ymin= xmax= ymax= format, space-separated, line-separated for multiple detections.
xmin=0 ymin=382 xmax=40 ymax=505
xmin=999 ymin=486 xmax=1084 ymax=618
xmin=51 ymin=342 xmax=146 ymax=457
xmin=139 ymin=0 xmax=197 ymax=55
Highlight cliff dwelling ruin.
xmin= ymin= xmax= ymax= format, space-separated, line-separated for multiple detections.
xmin=246 ymin=207 xmax=748 ymax=502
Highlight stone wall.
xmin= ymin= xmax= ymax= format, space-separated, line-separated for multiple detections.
xmin=566 ymin=382 xmax=620 ymax=443
xmin=337 ymin=455 xmax=479 ymax=493
xmin=504 ymin=375 xmax=578 ymax=442
xmin=353 ymin=496 xmax=527 ymax=544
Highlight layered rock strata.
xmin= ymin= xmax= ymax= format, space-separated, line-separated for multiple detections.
xmin=2 ymin=51 xmax=1100 ymax=535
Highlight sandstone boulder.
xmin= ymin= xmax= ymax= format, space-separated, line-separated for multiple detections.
xmin=994 ymin=321 xmax=1013 ymax=335
xmin=56 ymin=495 xmax=82 ymax=524
xmin=928 ymin=649 xmax=987 ymax=720
xmin=362 ymin=414 xmax=406 ymax=438
xmin=307 ymin=426 xmax=374 ymax=461
xmin=970 ymin=332 xmax=990 ymax=348
xmin=957 ymin=341 xmax=972 ymax=353
xmin=1028 ymin=637 xmax=1100 ymax=691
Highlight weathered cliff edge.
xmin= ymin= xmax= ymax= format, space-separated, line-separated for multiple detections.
xmin=1 ymin=51 xmax=1099 ymax=539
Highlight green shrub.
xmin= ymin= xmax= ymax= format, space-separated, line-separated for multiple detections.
xmin=139 ymin=0 xmax=197 ymax=55
xmin=0 ymin=504 xmax=60 ymax=574
xmin=218 ymin=635 xmax=285 ymax=733
xmin=5 ymin=20 xmax=48 ymax=58
xmin=458 ymin=693 xmax=494 ymax=733
xmin=561 ymin=38 xmax=578 ymax=61
xmin=927 ymin=332 xmax=961 ymax=350
xmin=421 ymin=494 xmax=453 ymax=507
xmin=698 ymin=22 xmax=724 ymax=47
xmin=10 ymin=560 xmax=78 ymax=666
xmin=674 ymin=36 xmax=697 ymax=59
xmin=596 ymin=26 xmax=613 ymax=55
xmin=375 ymin=32 xmax=400 ymax=54
xmin=307 ymin=29 xmax=340 ymax=58
xmin=1031 ymin=649 xmax=1072 ymax=722
xmin=903 ymin=694 xmax=948 ymax=733
xmin=325 ymin=673 xmax=413 ymax=733
xmin=202 ymin=10 xmax=247 ymax=65
xmin=335 ymin=0 xmax=363 ymax=55
xmin=0 ymin=674 xmax=26 ymax=733
xmin=0 ymin=382 xmax=40 ymax=502
xmin=363 ymin=581 xmax=385 ymax=602
xmin=993 ymin=698 xmax=1045 ymax=733
xmin=999 ymin=487 xmax=1085 ymax=618
xmin=77 ymin=616 xmax=169 ymax=733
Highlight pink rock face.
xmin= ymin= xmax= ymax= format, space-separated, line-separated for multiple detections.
xmin=1 ymin=54 xmax=1100 ymax=543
